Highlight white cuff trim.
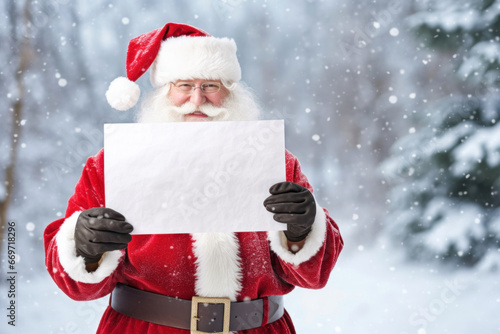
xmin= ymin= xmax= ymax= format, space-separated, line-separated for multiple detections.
xmin=55 ymin=211 xmax=123 ymax=283
xmin=268 ymin=201 xmax=327 ymax=266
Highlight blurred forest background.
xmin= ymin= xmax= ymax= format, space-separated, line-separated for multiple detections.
xmin=1 ymin=0 xmax=499 ymax=333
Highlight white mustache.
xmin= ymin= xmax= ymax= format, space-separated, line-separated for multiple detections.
xmin=170 ymin=102 xmax=229 ymax=118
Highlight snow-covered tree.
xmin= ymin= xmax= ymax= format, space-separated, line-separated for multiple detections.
xmin=382 ymin=0 xmax=500 ymax=269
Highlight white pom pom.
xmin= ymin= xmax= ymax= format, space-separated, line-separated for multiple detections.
xmin=105 ymin=77 xmax=141 ymax=111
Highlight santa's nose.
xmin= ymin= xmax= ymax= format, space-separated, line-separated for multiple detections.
xmin=189 ymin=87 xmax=206 ymax=107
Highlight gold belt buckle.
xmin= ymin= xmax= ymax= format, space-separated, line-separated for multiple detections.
xmin=191 ymin=296 xmax=231 ymax=334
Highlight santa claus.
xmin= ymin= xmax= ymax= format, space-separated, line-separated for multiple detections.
xmin=44 ymin=22 xmax=343 ymax=334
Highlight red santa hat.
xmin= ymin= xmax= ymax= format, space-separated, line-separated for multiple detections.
xmin=106 ymin=22 xmax=242 ymax=111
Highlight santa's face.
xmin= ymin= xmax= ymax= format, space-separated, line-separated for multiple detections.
xmin=169 ymin=79 xmax=229 ymax=122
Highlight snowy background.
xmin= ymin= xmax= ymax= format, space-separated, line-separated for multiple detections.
xmin=1 ymin=0 xmax=500 ymax=333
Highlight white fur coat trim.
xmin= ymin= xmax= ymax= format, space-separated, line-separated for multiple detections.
xmin=55 ymin=211 xmax=123 ymax=283
xmin=191 ymin=232 xmax=243 ymax=302
xmin=267 ymin=202 xmax=328 ymax=265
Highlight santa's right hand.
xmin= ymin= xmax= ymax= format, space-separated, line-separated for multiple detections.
xmin=74 ymin=207 xmax=133 ymax=264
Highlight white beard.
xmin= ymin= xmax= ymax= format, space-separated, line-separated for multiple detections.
xmin=136 ymin=83 xmax=261 ymax=123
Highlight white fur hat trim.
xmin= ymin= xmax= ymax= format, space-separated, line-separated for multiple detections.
xmin=150 ymin=35 xmax=241 ymax=87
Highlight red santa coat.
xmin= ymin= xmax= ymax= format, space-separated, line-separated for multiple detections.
xmin=44 ymin=149 xmax=343 ymax=333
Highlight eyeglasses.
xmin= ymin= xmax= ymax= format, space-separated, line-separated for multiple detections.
xmin=171 ymin=81 xmax=223 ymax=94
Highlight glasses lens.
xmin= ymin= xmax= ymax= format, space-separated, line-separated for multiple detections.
xmin=201 ymin=82 xmax=221 ymax=93
xmin=175 ymin=82 xmax=195 ymax=92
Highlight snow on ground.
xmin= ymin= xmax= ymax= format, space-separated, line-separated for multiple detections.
xmin=2 ymin=276 xmax=107 ymax=334
xmin=2 ymin=239 xmax=499 ymax=333
xmin=287 ymin=240 xmax=500 ymax=334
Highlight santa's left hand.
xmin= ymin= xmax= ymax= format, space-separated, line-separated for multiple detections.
xmin=263 ymin=182 xmax=316 ymax=242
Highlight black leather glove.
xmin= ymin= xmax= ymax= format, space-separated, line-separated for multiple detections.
xmin=263 ymin=181 xmax=316 ymax=242
xmin=74 ymin=207 xmax=133 ymax=264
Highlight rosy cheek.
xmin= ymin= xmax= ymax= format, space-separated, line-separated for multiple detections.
xmin=168 ymin=92 xmax=187 ymax=107
xmin=172 ymin=98 xmax=183 ymax=106
xmin=210 ymin=92 xmax=229 ymax=107
xmin=208 ymin=98 xmax=222 ymax=107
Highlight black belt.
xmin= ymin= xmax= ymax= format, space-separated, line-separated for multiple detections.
xmin=110 ymin=283 xmax=284 ymax=333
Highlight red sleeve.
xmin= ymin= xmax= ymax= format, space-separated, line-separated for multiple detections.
xmin=44 ymin=149 xmax=123 ymax=301
xmin=268 ymin=150 xmax=343 ymax=289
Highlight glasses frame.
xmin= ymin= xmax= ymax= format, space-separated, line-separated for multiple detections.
xmin=171 ymin=81 xmax=223 ymax=95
